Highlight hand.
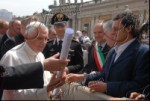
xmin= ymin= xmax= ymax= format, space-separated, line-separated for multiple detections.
xmin=44 ymin=53 xmax=69 ymax=71
xmin=129 ymin=92 xmax=145 ymax=100
xmin=64 ymin=67 xmax=69 ymax=74
xmin=49 ymin=89 xmax=62 ymax=100
xmin=88 ymin=81 xmax=107 ymax=93
xmin=47 ymin=73 xmax=66 ymax=92
xmin=65 ymin=73 xmax=84 ymax=83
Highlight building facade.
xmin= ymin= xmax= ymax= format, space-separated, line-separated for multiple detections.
xmin=49 ymin=0 xmax=149 ymax=38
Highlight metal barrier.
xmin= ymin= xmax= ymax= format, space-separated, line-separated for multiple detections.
xmin=61 ymin=82 xmax=113 ymax=100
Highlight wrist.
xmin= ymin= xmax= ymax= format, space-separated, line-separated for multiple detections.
xmin=104 ymin=83 xmax=107 ymax=93
xmin=47 ymin=86 xmax=53 ymax=92
xmin=81 ymin=73 xmax=87 ymax=81
xmin=43 ymin=59 xmax=49 ymax=71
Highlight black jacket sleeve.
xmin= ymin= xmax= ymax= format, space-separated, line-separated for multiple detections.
xmin=1 ymin=62 xmax=44 ymax=89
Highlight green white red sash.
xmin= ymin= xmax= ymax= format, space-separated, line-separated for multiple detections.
xmin=94 ymin=42 xmax=105 ymax=72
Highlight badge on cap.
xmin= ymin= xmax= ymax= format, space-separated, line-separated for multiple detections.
xmin=51 ymin=12 xmax=69 ymax=25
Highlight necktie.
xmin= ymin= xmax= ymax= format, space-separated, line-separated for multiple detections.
xmin=98 ymin=44 xmax=102 ymax=50
xmin=112 ymin=50 xmax=117 ymax=64
xmin=58 ymin=40 xmax=63 ymax=51
xmin=59 ymin=40 xmax=62 ymax=46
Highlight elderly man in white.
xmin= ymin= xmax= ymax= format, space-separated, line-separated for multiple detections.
xmin=1 ymin=21 xmax=53 ymax=100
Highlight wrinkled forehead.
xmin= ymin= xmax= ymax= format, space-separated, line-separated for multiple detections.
xmin=94 ymin=24 xmax=103 ymax=32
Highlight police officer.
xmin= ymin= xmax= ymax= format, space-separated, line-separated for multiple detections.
xmin=43 ymin=12 xmax=83 ymax=73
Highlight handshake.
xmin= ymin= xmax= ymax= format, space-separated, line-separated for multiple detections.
xmin=43 ymin=53 xmax=69 ymax=99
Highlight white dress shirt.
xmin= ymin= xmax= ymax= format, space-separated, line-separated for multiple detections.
xmin=114 ymin=39 xmax=135 ymax=62
xmin=1 ymin=42 xmax=52 ymax=100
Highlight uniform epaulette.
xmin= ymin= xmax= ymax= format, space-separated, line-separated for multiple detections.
xmin=47 ymin=40 xmax=54 ymax=43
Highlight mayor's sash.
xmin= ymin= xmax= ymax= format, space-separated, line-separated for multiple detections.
xmin=94 ymin=42 xmax=105 ymax=72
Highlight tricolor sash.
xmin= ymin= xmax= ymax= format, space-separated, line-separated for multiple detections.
xmin=94 ymin=42 xmax=105 ymax=72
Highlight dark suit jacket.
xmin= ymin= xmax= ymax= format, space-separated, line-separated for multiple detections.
xmin=86 ymin=39 xmax=149 ymax=97
xmin=14 ymin=34 xmax=25 ymax=45
xmin=0 ymin=62 xmax=44 ymax=99
xmin=43 ymin=39 xmax=83 ymax=73
xmin=0 ymin=34 xmax=24 ymax=59
xmin=81 ymin=43 xmax=110 ymax=74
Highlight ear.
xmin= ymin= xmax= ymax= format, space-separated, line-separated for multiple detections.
xmin=125 ymin=26 xmax=132 ymax=33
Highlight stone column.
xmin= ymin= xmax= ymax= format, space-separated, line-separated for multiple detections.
xmin=91 ymin=16 xmax=95 ymax=39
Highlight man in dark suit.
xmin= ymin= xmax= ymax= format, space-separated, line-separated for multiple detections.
xmin=81 ymin=22 xmax=110 ymax=74
xmin=0 ymin=19 xmax=9 ymax=37
xmin=0 ymin=20 xmax=23 ymax=59
xmin=85 ymin=11 xmax=149 ymax=97
xmin=0 ymin=53 xmax=69 ymax=99
xmin=66 ymin=11 xmax=149 ymax=98
xmin=43 ymin=13 xmax=83 ymax=73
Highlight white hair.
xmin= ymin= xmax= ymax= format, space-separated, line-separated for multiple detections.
xmin=25 ymin=21 xmax=48 ymax=40
xmin=103 ymin=20 xmax=113 ymax=35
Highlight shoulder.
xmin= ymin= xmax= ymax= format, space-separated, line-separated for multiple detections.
xmin=46 ymin=40 xmax=55 ymax=46
xmin=138 ymin=43 xmax=149 ymax=53
xmin=72 ymin=39 xmax=81 ymax=45
xmin=47 ymin=40 xmax=54 ymax=43
xmin=71 ymin=39 xmax=82 ymax=48
xmin=1 ymin=43 xmax=24 ymax=60
xmin=1 ymin=50 xmax=17 ymax=64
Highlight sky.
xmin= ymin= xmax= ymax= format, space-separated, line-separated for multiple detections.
xmin=0 ymin=0 xmax=92 ymax=16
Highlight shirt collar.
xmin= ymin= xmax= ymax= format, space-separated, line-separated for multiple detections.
xmin=24 ymin=42 xmax=38 ymax=56
xmin=53 ymin=38 xmax=63 ymax=45
xmin=114 ymin=38 xmax=136 ymax=54
xmin=6 ymin=30 xmax=13 ymax=39
xmin=97 ymin=42 xmax=106 ymax=48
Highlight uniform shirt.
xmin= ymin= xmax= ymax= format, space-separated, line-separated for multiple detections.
xmin=1 ymin=42 xmax=52 ymax=100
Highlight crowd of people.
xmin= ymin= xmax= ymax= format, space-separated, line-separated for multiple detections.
xmin=0 ymin=9 xmax=149 ymax=100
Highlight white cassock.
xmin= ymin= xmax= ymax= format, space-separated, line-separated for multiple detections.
xmin=1 ymin=42 xmax=52 ymax=100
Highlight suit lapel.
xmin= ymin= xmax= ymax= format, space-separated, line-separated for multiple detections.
xmin=53 ymin=39 xmax=61 ymax=52
xmin=105 ymin=39 xmax=140 ymax=80
xmin=113 ymin=39 xmax=140 ymax=65
xmin=102 ymin=44 xmax=110 ymax=58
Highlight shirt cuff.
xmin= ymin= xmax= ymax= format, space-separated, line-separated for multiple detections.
xmin=41 ymin=61 xmax=44 ymax=71
xmin=81 ymin=73 xmax=88 ymax=85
